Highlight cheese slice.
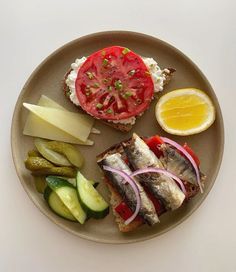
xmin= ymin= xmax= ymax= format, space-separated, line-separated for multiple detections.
xmin=23 ymin=103 xmax=94 ymax=143
xmin=38 ymin=95 xmax=66 ymax=110
xmin=38 ymin=95 xmax=100 ymax=135
xmin=23 ymin=114 xmax=93 ymax=145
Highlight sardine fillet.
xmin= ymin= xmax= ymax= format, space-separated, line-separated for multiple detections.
xmin=97 ymin=153 xmax=159 ymax=226
xmin=123 ymin=133 xmax=185 ymax=210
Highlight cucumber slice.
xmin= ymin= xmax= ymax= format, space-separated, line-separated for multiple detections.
xmin=46 ymin=176 xmax=87 ymax=224
xmin=44 ymin=186 xmax=76 ymax=221
xmin=76 ymin=172 xmax=109 ymax=219
xmin=51 ymin=177 xmax=98 ymax=188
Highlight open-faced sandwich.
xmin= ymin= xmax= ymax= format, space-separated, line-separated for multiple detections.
xmin=63 ymin=46 xmax=175 ymax=132
xmin=97 ymin=133 xmax=205 ymax=232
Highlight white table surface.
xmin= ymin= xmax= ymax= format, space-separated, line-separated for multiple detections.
xmin=1 ymin=0 xmax=235 ymax=271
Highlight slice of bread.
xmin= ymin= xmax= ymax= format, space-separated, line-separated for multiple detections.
xmin=105 ymin=176 xmax=205 ymax=233
xmin=97 ymin=138 xmax=206 ymax=233
xmin=63 ymin=68 xmax=175 ymax=132
xmin=104 ymin=179 xmax=143 ymax=232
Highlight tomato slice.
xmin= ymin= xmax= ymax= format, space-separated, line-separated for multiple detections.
xmin=75 ymin=46 xmax=154 ymax=120
xmin=145 ymin=135 xmax=164 ymax=158
xmin=183 ymin=143 xmax=200 ymax=166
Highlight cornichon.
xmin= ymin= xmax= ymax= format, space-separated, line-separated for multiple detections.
xmin=32 ymin=166 xmax=77 ymax=178
xmin=25 ymin=156 xmax=54 ymax=171
xmin=35 ymin=138 xmax=72 ymax=166
xmin=34 ymin=176 xmax=47 ymax=193
xmin=46 ymin=141 xmax=84 ymax=168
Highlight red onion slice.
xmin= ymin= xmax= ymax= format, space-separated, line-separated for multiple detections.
xmin=160 ymin=137 xmax=203 ymax=193
xmin=103 ymin=165 xmax=141 ymax=225
xmin=131 ymin=167 xmax=187 ymax=196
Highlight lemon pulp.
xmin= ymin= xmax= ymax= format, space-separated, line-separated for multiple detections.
xmin=155 ymin=88 xmax=215 ymax=135
xmin=160 ymin=95 xmax=209 ymax=131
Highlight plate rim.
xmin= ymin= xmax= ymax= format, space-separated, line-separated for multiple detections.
xmin=11 ymin=30 xmax=225 ymax=244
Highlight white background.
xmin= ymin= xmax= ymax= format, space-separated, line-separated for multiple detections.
xmin=1 ymin=0 xmax=235 ymax=271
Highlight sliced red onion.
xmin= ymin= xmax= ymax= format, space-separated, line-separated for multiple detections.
xmin=131 ymin=167 xmax=187 ymax=196
xmin=103 ymin=165 xmax=141 ymax=225
xmin=160 ymin=137 xmax=203 ymax=193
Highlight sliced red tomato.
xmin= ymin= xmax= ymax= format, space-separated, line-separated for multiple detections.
xmin=75 ymin=46 xmax=154 ymax=120
xmin=183 ymin=143 xmax=200 ymax=166
xmin=145 ymin=135 xmax=164 ymax=158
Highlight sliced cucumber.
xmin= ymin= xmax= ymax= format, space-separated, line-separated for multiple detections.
xmin=46 ymin=176 xmax=87 ymax=224
xmin=76 ymin=172 xmax=109 ymax=219
xmin=44 ymin=186 xmax=76 ymax=221
xmin=55 ymin=177 xmax=98 ymax=188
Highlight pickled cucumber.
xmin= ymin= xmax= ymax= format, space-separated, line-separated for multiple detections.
xmin=25 ymin=156 xmax=54 ymax=171
xmin=32 ymin=166 xmax=77 ymax=178
xmin=28 ymin=150 xmax=41 ymax=157
xmin=46 ymin=141 xmax=84 ymax=168
xmin=35 ymin=138 xmax=72 ymax=166
xmin=34 ymin=176 xmax=47 ymax=193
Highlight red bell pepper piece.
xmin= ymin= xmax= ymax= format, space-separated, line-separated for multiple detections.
xmin=145 ymin=135 xmax=164 ymax=158
xmin=115 ymin=202 xmax=135 ymax=221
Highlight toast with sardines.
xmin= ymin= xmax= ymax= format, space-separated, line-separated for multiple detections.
xmin=97 ymin=133 xmax=205 ymax=232
xmin=63 ymin=46 xmax=175 ymax=132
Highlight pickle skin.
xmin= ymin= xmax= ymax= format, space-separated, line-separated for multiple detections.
xmin=46 ymin=141 xmax=84 ymax=168
xmin=25 ymin=156 xmax=54 ymax=171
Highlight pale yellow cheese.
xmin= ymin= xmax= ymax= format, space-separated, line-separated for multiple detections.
xmin=38 ymin=95 xmax=100 ymax=134
xmin=23 ymin=103 xmax=94 ymax=143
xmin=38 ymin=95 xmax=66 ymax=110
xmin=23 ymin=114 xmax=93 ymax=145
xmin=23 ymin=96 xmax=94 ymax=145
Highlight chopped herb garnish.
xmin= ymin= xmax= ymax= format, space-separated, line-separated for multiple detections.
xmin=106 ymin=109 xmax=113 ymax=114
xmin=123 ymin=91 xmax=132 ymax=99
xmin=122 ymin=47 xmax=130 ymax=55
xmin=103 ymin=78 xmax=108 ymax=84
xmin=101 ymin=50 xmax=106 ymax=56
xmin=86 ymin=71 xmax=94 ymax=79
xmin=65 ymin=89 xmax=71 ymax=97
xmin=107 ymin=86 xmax=112 ymax=91
xmin=114 ymin=80 xmax=123 ymax=90
xmin=96 ymin=103 xmax=103 ymax=109
xmin=93 ymin=82 xmax=100 ymax=88
xmin=128 ymin=69 xmax=135 ymax=76
xmin=103 ymin=58 xmax=109 ymax=66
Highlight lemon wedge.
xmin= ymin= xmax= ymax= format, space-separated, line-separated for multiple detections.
xmin=155 ymin=88 xmax=216 ymax=135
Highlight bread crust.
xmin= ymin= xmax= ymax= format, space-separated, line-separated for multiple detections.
xmin=104 ymin=179 xmax=143 ymax=232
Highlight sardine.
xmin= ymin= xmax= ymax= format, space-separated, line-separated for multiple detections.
xmin=97 ymin=152 xmax=159 ymax=226
xmin=123 ymin=133 xmax=185 ymax=210
xmin=160 ymin=144 xmax=197 ymax=185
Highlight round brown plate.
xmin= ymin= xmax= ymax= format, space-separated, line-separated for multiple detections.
xmin=11 ymin=31 xmax=224 ymax=244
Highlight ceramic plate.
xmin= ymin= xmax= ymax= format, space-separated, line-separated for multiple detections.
xmin=11 ymin=31 xmax=224 ymax=244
